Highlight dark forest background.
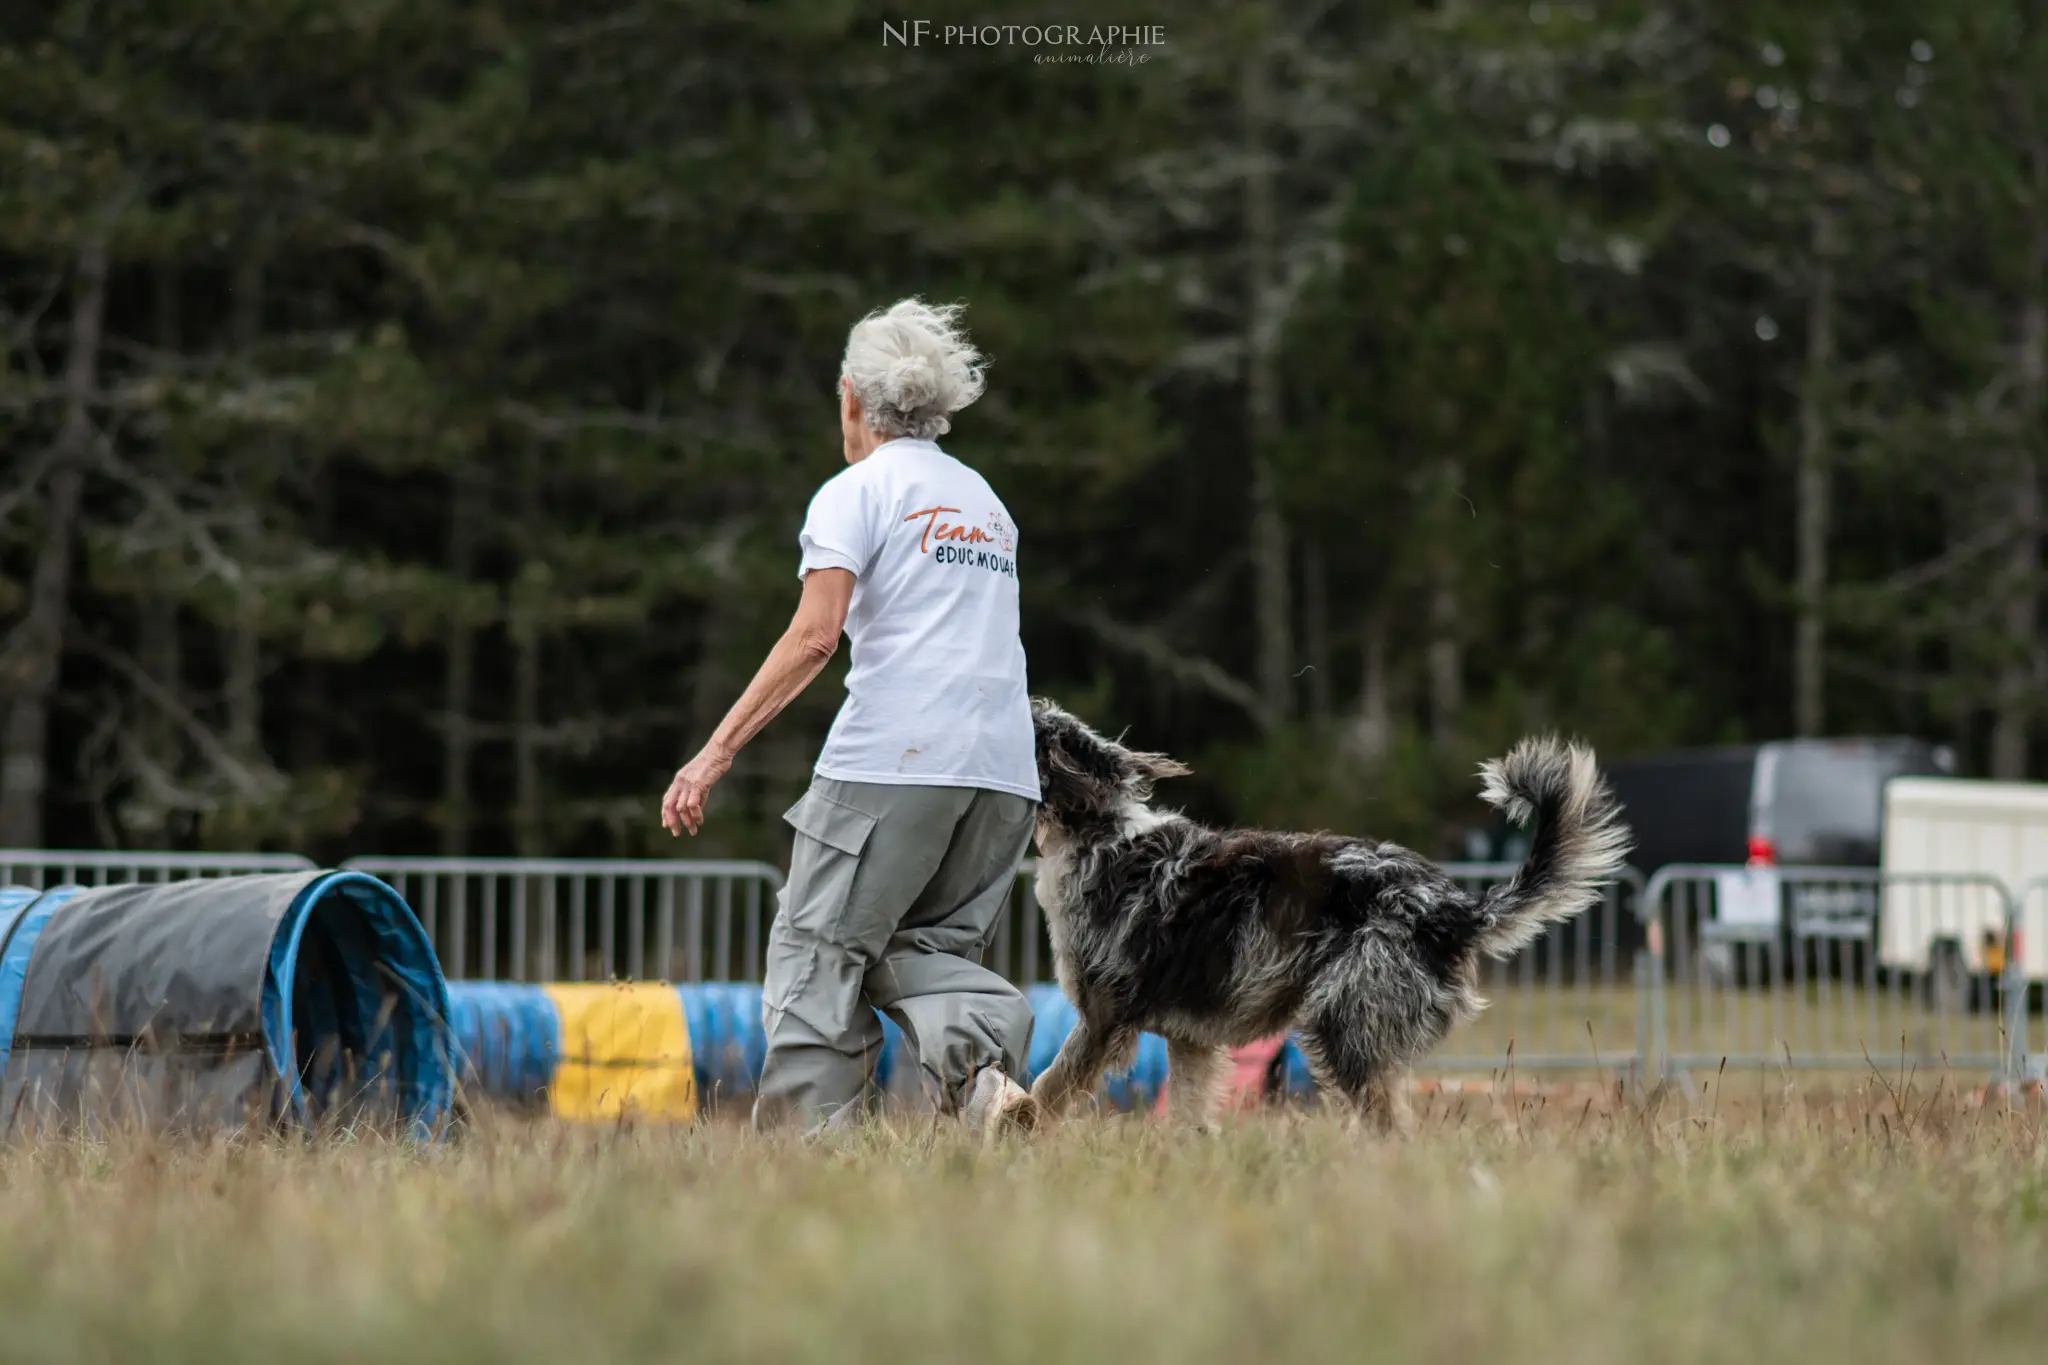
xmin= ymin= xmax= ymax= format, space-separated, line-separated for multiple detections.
xmin=2 ymin=0 xmax=2044 ymax=864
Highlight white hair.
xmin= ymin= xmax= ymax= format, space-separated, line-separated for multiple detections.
xmin=839 ymin=298 xmax=987 ymax=441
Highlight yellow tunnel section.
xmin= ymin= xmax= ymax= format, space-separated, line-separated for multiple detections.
xmin=542 ymin=983 xmax=697 ymax=1121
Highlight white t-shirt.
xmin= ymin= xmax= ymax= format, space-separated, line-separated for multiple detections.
xmin=797 ymin=438 xmax=1039 ymax=801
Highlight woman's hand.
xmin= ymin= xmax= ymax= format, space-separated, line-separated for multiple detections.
xmin=662 ymin=744 xmax=733 ymax=836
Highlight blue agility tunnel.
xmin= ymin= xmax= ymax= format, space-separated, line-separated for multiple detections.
xmin=0 ymin=872 xmax=452 ymax=1136
xmin=445 ymin=980 xmax=899 ymax=1112
xmin=446 ymin=981 xmax=561 ymax=1106
xmin=446 ymin=979 xmax=1173 ymax=1115
xmin=676 ymin=982 xmax=912 ymax=1105
xmin=679 ymin=982 xmax=773 ymax=1104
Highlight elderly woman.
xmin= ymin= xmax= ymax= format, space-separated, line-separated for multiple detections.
xmin=661 ymin=299 xmax=1040 ymax=1138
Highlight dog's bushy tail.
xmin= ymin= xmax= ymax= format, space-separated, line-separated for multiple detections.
xmin=1470 ymin=736 xmax=1632 ymax=960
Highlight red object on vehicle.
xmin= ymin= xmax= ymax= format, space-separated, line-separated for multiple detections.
xmin=1152 ymin=1034 xmax=1291 ymax=1117
xmin=1746 ymin=834 xmax=1776 ymax=866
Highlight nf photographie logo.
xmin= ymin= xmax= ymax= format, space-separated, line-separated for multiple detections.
xmin=881 ymin=20 xmax=1167 ymax=66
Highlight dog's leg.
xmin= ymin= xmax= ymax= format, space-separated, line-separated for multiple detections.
xmin=1364 ymin=1063 xmax=1416 ymax=1139
xmin=1291 ymin=1034 xmax=1364 ymax=1128
xmin=1298 ymin=1021 xmax=1413 ymax=1140
xmin=1029 ymin=1018 xmax=1134 ymax=1119
xmin=1163 ymin=1037 xmax=1230 ymax=1132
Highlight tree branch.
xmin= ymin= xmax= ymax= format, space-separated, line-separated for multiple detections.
xmin=1063 ymin=605 xmax=1275 ymax=731
xmin=88 ymin=442 xmax=249 ymax=587
xmin=0 ymin=446 xmax=61 ymax=530
xmin=78 ymin=637 xmax=283 ymax=802
xmin=0 ymin=272 xmax=65 ymax=371
xmin=495 ymin=399 xmax=696 ymax=441
xmin=1831 ymin=517 xmax=2019 ymax=612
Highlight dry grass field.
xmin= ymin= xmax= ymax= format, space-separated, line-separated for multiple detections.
xmin=0 ymin=1076 xmax=2044 ymax=1365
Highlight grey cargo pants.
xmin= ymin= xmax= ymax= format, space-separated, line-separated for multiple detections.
xmin=753 ymin=776 xmax=1037 ymax=1132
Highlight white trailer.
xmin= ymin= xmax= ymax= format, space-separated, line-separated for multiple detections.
xmin=1878 ymin=777 xmax=2048 ymax=1001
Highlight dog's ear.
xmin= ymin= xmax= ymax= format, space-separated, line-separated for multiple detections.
xmin=1032 ymin=698 xmax=1189 ymax=798
xmin=1131 ymin=751 xmax=1191 ymax=782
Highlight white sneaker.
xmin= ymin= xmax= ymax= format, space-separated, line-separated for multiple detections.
xmin=962 ymin=1067 xmax=1039 ymax=1143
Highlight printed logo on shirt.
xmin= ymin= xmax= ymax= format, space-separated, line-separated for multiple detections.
xmin=903 ymin=505 xmax=1019 ymax=579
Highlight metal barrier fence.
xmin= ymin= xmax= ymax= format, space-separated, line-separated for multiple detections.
xmin=338 ymin=857 xmax=785 ymax=982
xmin=1430 ymin=863 xmax=1645 ymax=1074
xmin=988 ymin=860 xmax=1048 ymax=986
xmin=1641 ymin=865 xmax=2030 ymax=1081
xmin=7 ymin=849 xmax=2043 ymax=1086
xmin=2012 ymin=877 xmax=2048 ymax=1084
xmin=0 ymin=849 xmax=316 ymax=888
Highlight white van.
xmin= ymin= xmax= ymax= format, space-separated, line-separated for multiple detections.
xmin=1878 ymin=777 xmax=2048 ymax=1008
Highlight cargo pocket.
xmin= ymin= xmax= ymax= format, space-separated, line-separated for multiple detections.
xmin=761 ymin=788 xmax=880 ymax=1041
xmin=783 ymin=787 xmax=878 ymax=861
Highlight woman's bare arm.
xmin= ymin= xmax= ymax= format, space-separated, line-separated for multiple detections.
xmin=661 ymin=568 xmax=855 ymax=836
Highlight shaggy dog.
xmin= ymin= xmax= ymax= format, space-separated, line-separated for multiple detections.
xmin=1026 ymin=699 xmax=1632 ymax=1133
